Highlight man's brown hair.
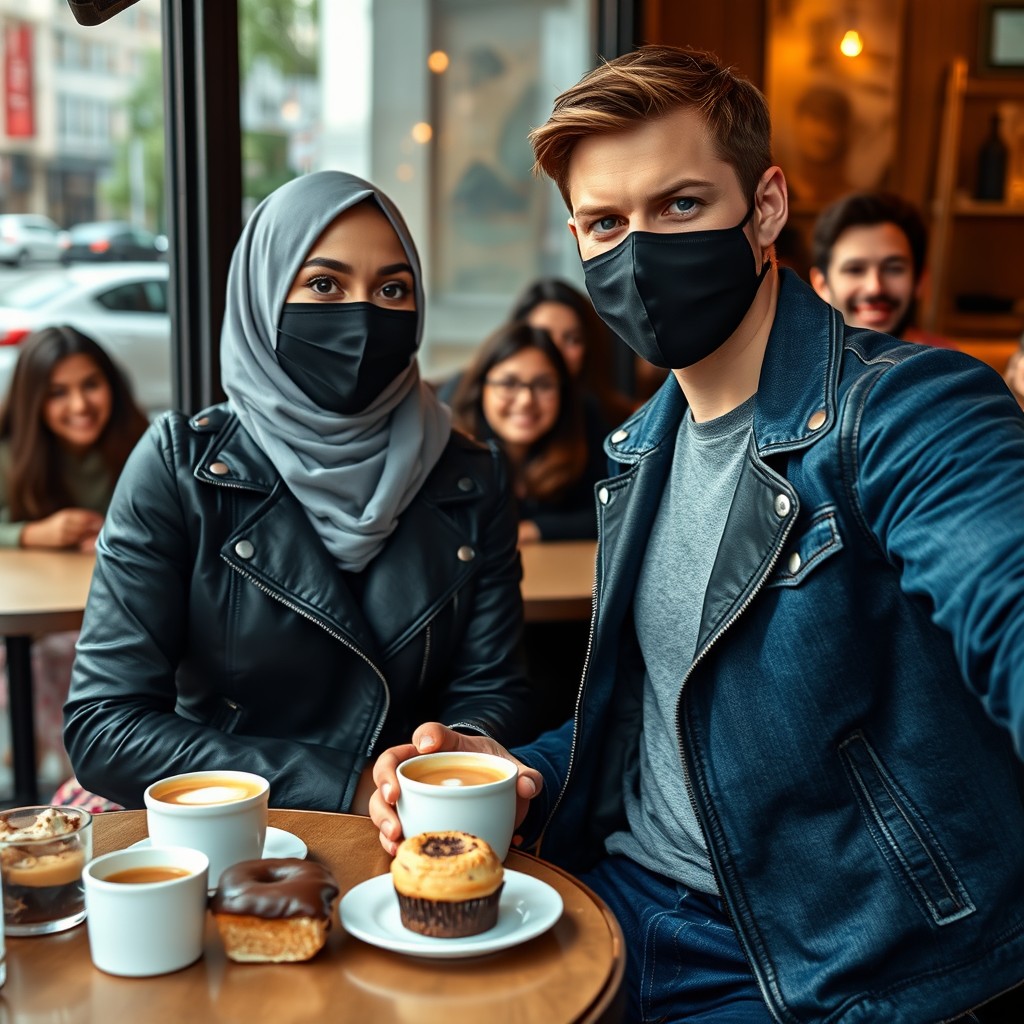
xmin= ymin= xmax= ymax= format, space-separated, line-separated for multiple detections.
xmin=530 ymin=45 xmax=773 ymax=210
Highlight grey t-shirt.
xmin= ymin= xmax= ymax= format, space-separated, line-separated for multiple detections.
xmin=605 ymin=395 xmax=754 ymax=892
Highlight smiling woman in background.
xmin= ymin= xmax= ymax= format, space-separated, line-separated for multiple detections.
xmin=0 ymin=326 xmax=148 ymax=551
xmin=63 ymin=171 xmax=532 ymax=812
xmin=449 ymin=321 xmax=603 ymax=544
xmin=0 ymin=326 xmax=148 ymax=781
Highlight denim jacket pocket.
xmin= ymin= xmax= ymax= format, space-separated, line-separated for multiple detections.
xmin=765 ymin=508 xmax=842 ymax=589
xmin=839 ymin=730 xmax=976 ymax=927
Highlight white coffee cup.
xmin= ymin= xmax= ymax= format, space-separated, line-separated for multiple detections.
xmin=84 ymin=845 xmax=209 ymax=977
xmin=396 ymin=751 xmax=518 ymax=860
xmin=143 ymin=770 xmax=269 ymax=887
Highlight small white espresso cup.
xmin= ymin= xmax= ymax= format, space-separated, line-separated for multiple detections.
xmin=396 ymin=751 xmax=518 ymax=860
xmin=143 ymin=770 xmax=269 ymax=887
xmin=84 ymin=845 xmax=209 ymax=977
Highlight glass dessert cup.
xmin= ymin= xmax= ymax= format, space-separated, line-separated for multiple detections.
xmin=0 ymin=805 xmax=93 ymax=936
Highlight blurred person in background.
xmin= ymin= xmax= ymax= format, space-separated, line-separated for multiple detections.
xmin=449 ymin=321 xmax=603 ymax=544
xmin=810 ymin=190 xmax=953 ymax=347
xmin=0 ymin=326 xmax=148 ymax=782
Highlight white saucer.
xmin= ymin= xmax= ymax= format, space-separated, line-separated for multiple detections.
xmin=339 ymin=869 xmax=563 ymax=960
xmin=129 ymin=825 xmax=308 ymax=861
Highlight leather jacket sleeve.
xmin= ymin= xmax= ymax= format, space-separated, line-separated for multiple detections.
xmin=64 ymin=421 xmax=357 ymax=810
xmin=64 ymin=414 xmax=532 ymax=810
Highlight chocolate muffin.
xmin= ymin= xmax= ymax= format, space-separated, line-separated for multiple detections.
xmin=390 ymin=831 xmax=504 ymax=938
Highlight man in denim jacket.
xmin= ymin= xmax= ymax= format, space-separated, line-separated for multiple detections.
xmin=371 ymin=46 xmax=1024 ymax=1023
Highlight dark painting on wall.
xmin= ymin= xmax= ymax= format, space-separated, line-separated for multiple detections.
xmin=765 ymin=0 xmax=905 ymax=211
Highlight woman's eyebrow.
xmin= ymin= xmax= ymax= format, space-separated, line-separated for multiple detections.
xmin=300 ymin=257 xmax=352 ymax=273
xmin=297 ymin=258 xmax=413 ymax=276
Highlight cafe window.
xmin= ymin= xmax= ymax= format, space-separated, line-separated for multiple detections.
xmin=237 ymin=0 xmax=596 ymax=378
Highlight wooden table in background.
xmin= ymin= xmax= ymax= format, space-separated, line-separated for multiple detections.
xmin=519 ymin=540 xmax=596 ymax=623
xmin=3 ymin=809 xmax=625 ymax=1023
xmin=0 ymin=549 xmax=95 ymax=805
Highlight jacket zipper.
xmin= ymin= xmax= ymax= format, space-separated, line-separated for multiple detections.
xmin=417 ymin=623 xmax=432 ymax=688
xmin=672 ymin=479 xmax=798 ymax=1020
xmin=537 ymin=496 xmax=603 ymax=848
xmin=224 ymin=559 xmax=392 ymax=756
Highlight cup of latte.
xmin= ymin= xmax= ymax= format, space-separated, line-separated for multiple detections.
xmin=84 ymin=845 xmax=209 ymax=976
xmin=396 ymin=752 xmax=517 ymax=860
xmin=143 ymin=770 xmax=269 ymax=887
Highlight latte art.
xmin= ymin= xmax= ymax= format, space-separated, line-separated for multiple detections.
xmin=150 ymin=776 xmax=265 ymax=806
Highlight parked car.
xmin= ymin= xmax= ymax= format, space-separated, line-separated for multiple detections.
xmin=59 ymin=221 xmax=168 ymax=264
xmin=0 ymin=214 xmax=64 ymax=266
xmin=0 ymin=262 xmax=171 ymax=414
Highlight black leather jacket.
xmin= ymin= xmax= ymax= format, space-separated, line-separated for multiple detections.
xmin=64 ymin=405 xmax=531 ymax=810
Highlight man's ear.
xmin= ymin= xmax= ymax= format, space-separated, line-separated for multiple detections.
xmin=754 ymin=166 xmax=788 ymax=250
xmin=568 ymin=217 xmax=579 ymax=243
xmin=809 ymin=266 xmax=831 ymax=302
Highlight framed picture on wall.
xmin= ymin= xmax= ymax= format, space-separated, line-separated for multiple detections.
xmin=764 ymin=0 xmax=906 ymax=212
xmin=978 ymin=1 xmax=1024 ymax=74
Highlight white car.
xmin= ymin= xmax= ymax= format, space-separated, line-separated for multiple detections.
xmin=0 ymin=262 xmax=172 ymax=415
xmin=0 ymin=214 xmax=64 ymax=266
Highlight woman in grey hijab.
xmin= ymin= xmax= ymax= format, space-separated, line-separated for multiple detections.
xmin=63 ymin=171 xmax=532 ymax=815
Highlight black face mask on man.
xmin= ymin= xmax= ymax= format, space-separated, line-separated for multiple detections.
xmin=582 ymin=204 xmax=770 ymax=370
xmin=276 ymin=302 xmax=418 ymax=414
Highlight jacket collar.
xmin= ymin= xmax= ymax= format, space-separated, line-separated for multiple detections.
xmin=604 ymin=270 xmax=843 ymax=462
xmin=189 ymin=408 xmax=486 ymax=661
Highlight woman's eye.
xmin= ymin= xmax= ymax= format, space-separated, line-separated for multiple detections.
xmin=308 ymin=276 xmax=338 ymax=295
xmin=379 ymin=281 xmax=409 ymax=300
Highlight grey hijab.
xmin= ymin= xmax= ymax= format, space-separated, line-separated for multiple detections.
xmin=220 ymin=171 xmax=452 ymax=572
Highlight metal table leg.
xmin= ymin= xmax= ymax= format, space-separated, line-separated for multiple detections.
xmin=5 ymin=635 xmax=38 ymax=806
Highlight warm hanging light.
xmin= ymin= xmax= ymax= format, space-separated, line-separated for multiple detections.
xmin=840 ymin=29 xmax=863 ymax=57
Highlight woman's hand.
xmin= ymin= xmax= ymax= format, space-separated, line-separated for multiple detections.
xmin=517 ymin=520 xmax=542 ymax=545
xmin=20 ymin=509 xmax=104 ymax=550
xmin=368 ymin=722 xmax=543 ymax=856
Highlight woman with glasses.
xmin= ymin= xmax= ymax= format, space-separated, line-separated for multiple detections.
xmin=449 ymin=321 xmax=603 ymax=544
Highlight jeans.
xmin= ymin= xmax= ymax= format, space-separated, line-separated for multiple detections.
xmin=578 ymin=855 xmax=773 ymax=1023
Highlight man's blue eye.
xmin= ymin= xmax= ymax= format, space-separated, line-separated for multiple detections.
xmin=596 ymin=217 xmax=618 ymax=232
xmin=672 ymin=198 xmax=696 ymax=214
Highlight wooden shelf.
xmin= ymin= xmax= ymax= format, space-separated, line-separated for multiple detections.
xmin=944 ymin=311 xmax=1024 ymax=337
xmin=965 ymin=77 xmax=1024 ymax=100
xmin=951 ymin=196 xmax=1024 ymax=216
xmin=925 ymin=57 xmax=1024 ymax=337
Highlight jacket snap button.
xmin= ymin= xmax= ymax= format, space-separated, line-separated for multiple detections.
xmin=598 ymin=487 xmax=610 ymax=505
xmin=234 ymin=539 xmax=255 ymax=560
xmin=610 ymin=429 xmax=629 ymax=444
xmin=457 ymin=545 xmax=475 ymax=562
xmin=774 ymin=493 xmax=791 ymax=518
xmin=209 ymin=461 xmax=229 ymax=476
xmin=807 ymin=409 xmax=826 ymax=431
xmin=788 ymin=551 xmax=801 ymax=573
xmin=457 ymin=477 xmax=473 ymax=492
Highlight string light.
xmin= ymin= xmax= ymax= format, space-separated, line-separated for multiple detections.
xmin=840 ymin=29 xmax=863 ymax=57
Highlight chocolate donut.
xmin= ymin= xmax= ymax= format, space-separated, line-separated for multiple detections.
xmin=211 ymin=858 xmax=338 ymax=963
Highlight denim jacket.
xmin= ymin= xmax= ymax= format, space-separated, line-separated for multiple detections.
xmin=515 ymin=272 xmax=1024 ymax=1023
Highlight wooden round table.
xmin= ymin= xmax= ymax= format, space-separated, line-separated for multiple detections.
xmin=2 ymin=809 xmax=625 ymax=1023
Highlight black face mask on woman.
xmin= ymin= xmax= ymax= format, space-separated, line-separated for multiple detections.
xmin=276 ymin=302 xmax=418 ymax=414
xmin=582 ymin=204 xmax=770 ymax=370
